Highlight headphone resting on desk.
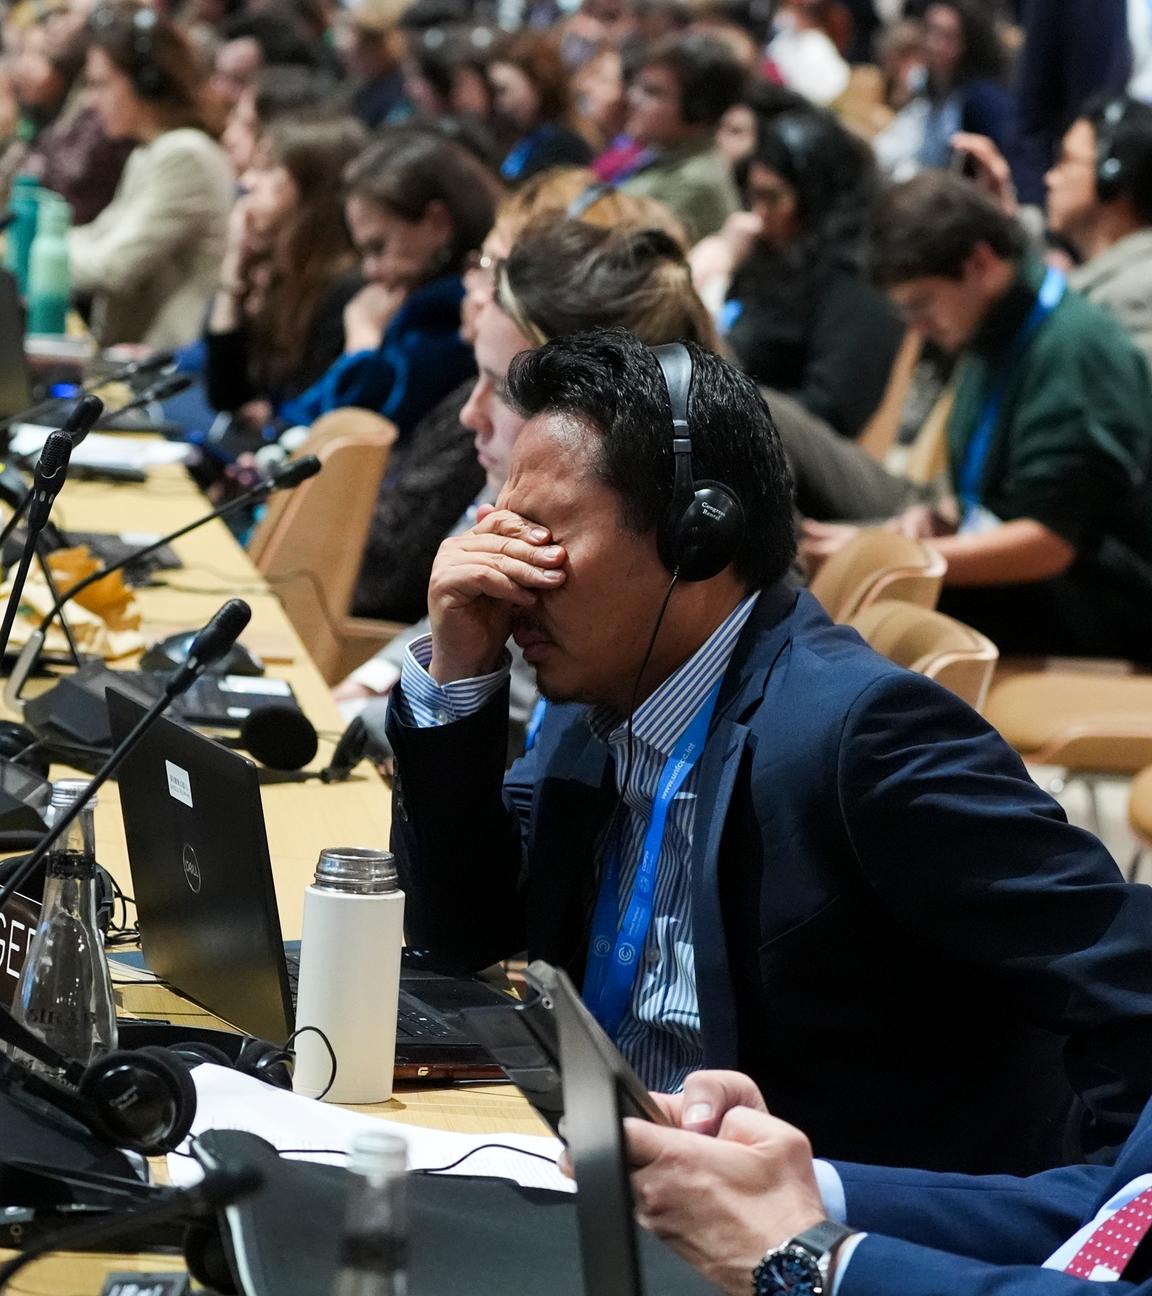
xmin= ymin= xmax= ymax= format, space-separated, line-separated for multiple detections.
xmin=0 ymin=1009 xmax=293 ymax=1156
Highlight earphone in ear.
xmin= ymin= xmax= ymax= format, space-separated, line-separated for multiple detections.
xmin=652 ymin=343 xmax=745 ymax=582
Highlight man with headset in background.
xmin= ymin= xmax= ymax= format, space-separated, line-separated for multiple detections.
xmin=385 ymin=328 xmax=1152 ymax=1178
xmin=956 ymin=94 xmax=1152 ymax=368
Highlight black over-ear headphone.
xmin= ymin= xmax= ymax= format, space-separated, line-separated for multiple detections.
xmin=127 ymin=7 xmax=167 ymax=99
xmin=652 ymin=343 xmax=745 ymax=582
xmin=1096 ymin=97 xmax=1137 ymax=202
xmin=0 ymin=1008 xmax=198 ymax=1156
xmin=0 ymin=1011 xmax=294 ymax=1155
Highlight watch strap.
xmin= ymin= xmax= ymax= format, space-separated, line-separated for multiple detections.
xmin=793 ymin=1219 xmax=857 ymax=1260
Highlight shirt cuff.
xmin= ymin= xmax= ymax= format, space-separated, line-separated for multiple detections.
xmin=397 ymin=634 xmax=510 ymax=727
xmin=829 ymin=1232 xmax=867 ymax=1296
xmin=813 ymin=1160 xmax=847 ymax=1223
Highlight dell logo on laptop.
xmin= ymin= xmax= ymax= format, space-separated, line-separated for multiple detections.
xmin=182 ymin=843 xmax=201 ymax=894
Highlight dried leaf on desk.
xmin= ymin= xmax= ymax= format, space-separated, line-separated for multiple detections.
xmin=47 ymin=545 xmax=142 ymax=630
xmin=0 ymin=547 xmax=145 ymax=659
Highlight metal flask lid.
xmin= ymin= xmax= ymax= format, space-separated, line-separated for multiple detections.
xmin=313 ymin=847 xmax=398 ymax=895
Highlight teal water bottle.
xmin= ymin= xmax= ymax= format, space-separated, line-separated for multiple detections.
xmin=26 ymin=195 xmax=70 ymax=335
xmin=5 ymin=173 xmax=40 ymax=294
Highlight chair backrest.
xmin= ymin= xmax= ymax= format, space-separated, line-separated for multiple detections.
xmin=808 ymin=528 xmax=947 ymax=622
xmin=856 ymin=328 xmax=922 ymax=463
xmin=248 ymin=408 xmax=398 ymax=682
xmin=848 ymin=599 xmax=999 ymax=713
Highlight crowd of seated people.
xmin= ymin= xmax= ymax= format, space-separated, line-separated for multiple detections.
xmin=7 ymin=0 xmax=1152 ymax=1285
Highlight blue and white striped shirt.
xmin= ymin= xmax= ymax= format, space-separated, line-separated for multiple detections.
xmin=396 ymin=590 xmax=759 ymax=1093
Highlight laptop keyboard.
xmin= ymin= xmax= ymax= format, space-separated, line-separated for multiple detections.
xmin=283 ymin=951 xmax=465 ymax=1040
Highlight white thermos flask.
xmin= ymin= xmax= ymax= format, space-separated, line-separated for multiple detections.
xmin=292 ymin=847 xmax=404 ymax=1103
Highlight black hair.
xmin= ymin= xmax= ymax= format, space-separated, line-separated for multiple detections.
xmin=253 ymin=65 xmax=344 ymax=124
xmin=1081 ymin=94 xmax=1152 ymax=224
xmin=505 ymin=328 xmax=796 ymax=589
xmin=739 ymin=108 xmax=879 ymax=268
xmin=343 ymin=125 xmax=502 ymax=275
xmin=869 ymin=171 xmax=1028 ymax=287
xmin=640 ymin=32 xmax=745 ymax=128
xmin=928 ymin=0 xmax=1006 ymax=88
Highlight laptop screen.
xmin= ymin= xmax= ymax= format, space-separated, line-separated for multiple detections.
xmin=109 ymin=688 xmax=295 ymax=1042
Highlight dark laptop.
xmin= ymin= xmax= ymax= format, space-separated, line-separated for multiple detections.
xmin=0 ymin=269 xmax=32 ymax=425
xmin=108 ymin=688 xmax=512 ymax=1080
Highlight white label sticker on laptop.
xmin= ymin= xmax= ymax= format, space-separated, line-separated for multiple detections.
xmin=165 ymin=760 xmax=193 ymax=808
xmin=222 ymin=676 xmax=292 ymax=696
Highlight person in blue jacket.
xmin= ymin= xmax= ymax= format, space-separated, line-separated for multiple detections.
xmin=624 ymin=1067 xmax=1152 ymax=1295
xmin=280 ymin=125 xmax=502 ymax=442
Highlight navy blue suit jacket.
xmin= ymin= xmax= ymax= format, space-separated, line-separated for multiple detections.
xmin=835 ymin=1097 xmax=1152 ymax=1293
xmin=388 ymin=584 xmax=1152 ymax=1175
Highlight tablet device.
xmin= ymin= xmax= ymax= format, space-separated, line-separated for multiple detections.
xmin=461 ymin=960 xmax=668 ymax=1135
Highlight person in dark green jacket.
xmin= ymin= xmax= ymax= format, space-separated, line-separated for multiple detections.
xmin=804 ymin=170 xmax=1152 ymax=662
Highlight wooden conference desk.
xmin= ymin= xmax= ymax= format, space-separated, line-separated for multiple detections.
xmin=2 ymin=459 xmax=548 ymax=1293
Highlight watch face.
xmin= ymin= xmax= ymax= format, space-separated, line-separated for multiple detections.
xmin=754 ymin=1245 xmax=825 ymax=1295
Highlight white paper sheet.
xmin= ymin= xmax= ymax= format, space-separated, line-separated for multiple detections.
xmin=11 ymin=425 xmax=191 ymax=469
xmin=167 ymin=1064 xmax=571 ymax=1194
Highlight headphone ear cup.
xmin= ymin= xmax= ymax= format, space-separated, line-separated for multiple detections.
xmin=169 ymin=1041 xmax=235 ymax=1069
xmin=669 ymin=483 xmax=746 ymax=582
xmin=235 ymin=1036 xmax=295 ymax=1090
xmin=79 ymin=1046 xmax=196 ymax=1155
xmin=1097 ymin=153 xmax=1124 ymax=201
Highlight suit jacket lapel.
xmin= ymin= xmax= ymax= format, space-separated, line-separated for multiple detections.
xmin=691 ymin=581 xmax=801 ymax=1068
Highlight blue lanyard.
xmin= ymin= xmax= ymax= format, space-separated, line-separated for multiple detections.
xmin=524 ymin=698 xmax=547 ymax=753
xmin=583 ymin=678 xmax=724 ymax=1039
xmin=958 ymin=267 xmax=1065 ymax=517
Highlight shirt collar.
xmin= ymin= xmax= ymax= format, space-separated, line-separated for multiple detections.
xmin=588 ymin=590 xmax=760 ymax=755
xmin=967 ymin=256 xmax=1046 ymax=362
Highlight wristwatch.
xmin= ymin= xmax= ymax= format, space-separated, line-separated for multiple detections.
xmin=752 ymin=1219 xmax=858 ymax=1295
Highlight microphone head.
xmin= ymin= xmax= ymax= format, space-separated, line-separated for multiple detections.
xmin=186 ymin=599 xmax=253 ymax=675
xmin=34 ymin=430 xmax=72 ymax=489
xmin=241 ymin=703 xmax=319 ymax=771
xmin=63 ymin=394 xmax=104 ymax=447
xmin=270 ymin=455 xmax=322 ymax=491
xmin=136 ymin=349 xmax=176 ymax=375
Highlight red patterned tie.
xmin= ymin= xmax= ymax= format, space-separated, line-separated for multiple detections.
xmin=1064 ymin=1185 xmax=1152 ymax=1279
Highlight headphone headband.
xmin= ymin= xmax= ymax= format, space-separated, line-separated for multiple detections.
xmin=652 ymin=343 xmax=745 ymax=582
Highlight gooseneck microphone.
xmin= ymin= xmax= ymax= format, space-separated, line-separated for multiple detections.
xmin=0 ymin=432 xmax=71 ymax=663
xmin=0 ymin=350 xmax=175 ymax=438
xmin=95 ymin=372 xmax=194 ymax=426
xmin=0 ymin=395 xmax=105 ymax=553
xmin=0 ymin=1165 xmax=261 ymax=1292
xmin=0 ymin=598 xmax=253 ymax=916
xmin=7 ymin=455 xmax=322 ymax=707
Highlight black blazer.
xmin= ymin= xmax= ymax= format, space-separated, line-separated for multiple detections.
xmin=388 ymin=585 xmax=1152 ymax=1175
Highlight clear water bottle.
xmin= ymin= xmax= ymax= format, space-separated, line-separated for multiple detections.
xmin=331 ymin=1130 xmax=409 ymax=1296
xmin=26 ymin=194 xmax=71 ymax=336
xmin=11 ymin=779 xmax=117 ymax=1071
